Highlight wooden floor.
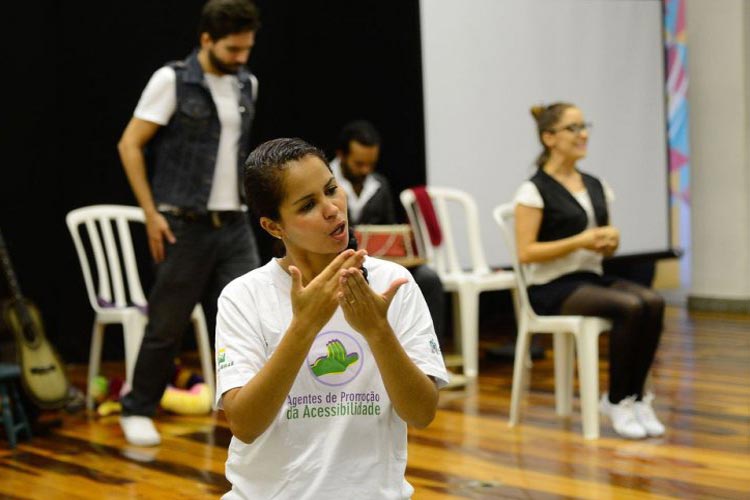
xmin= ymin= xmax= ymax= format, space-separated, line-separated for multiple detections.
xmin=1 ymin=305 xmax=748 ymax=499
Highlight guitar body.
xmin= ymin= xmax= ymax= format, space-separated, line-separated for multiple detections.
xmin=0 ymin=228 xmax=71 ymax=409
xmin=1 ymin=298 xmax=70 ymax=409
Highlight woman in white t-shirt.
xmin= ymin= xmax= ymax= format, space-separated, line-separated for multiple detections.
xmin=215 ymin=137 xmax=448 ymax=499
xmin=513 ymin=103 xmax=666 ymax=440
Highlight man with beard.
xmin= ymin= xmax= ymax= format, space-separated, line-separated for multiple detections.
xmin=331 ymin=120 xmax=466 ymax=388
xmin=116 ymin=0 xmax=261 ymax=446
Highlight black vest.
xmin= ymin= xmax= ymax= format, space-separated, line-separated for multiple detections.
xmin=149 ymin=50 xmax=256 ymax=210
xmin=530 ymin=169 xmax=608 ymax=242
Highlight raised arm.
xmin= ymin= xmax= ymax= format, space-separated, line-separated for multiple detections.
xmin=338 ymin=268 xmax=439 ymax=428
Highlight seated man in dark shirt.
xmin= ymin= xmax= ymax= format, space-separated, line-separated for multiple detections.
xmin=331 ymin=120 xmax=464 ymax=387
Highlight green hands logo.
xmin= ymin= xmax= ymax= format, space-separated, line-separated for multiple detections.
xmin=307 ymin=331 xmax=365 ymax=386
xmin=311 ymin=339 xmax=359 ymax=376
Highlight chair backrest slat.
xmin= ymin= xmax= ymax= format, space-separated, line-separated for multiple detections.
xmin=432 ymin=196 xmax=456 ymax=274
xmin=86 ymin=217 xmax=113 ymax=304
xmin=116 ymin=216 xmax=147 ymax=306
xmin=493 ymin=203 xmax=536 ymax=319
xmin=98 ymin=215 xmax=126 ymax=307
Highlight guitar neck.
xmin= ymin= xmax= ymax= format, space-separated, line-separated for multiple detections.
xmin=0 ymin=227 xmax=34 ymax=332
xmin=0 ymin=229 xmax=26 ymax=303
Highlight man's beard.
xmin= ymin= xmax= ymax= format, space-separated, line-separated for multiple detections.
xmin=341 ymin=161 xmax=366 ymax=185
xmin=208 ymin=49 xmax=242 ymax=75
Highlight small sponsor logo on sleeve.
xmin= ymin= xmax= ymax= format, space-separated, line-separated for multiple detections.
xmin=429 ymin=338 xmax=441 ymax=355
xmin=218 ymin=348 xmax=234 ymax=370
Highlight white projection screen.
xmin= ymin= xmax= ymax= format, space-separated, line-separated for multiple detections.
xmin=420 ymin=0 xmax=670 ymax=269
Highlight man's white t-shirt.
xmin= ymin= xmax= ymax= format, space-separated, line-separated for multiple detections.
xmin=514 ymin=179 xmax=615 ymax=286
xmin=215 ymin=257 xmax=448 ymax=500
xmin=134 ymin=66 xmax=258 ymax=211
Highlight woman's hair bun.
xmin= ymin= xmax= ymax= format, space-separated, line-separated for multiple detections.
xmin=530 ymin=104 xmax=546 ymax=121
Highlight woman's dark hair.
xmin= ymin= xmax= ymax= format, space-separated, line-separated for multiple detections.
xmin=530 ymin=102 xmax=574 ymax=168
xmin=198 ymin=0 xmax=261 ymax=41
xmin=244 ymin=137 xmax=329 ymax=221
xmin=246 ymin=137 xmax=367 ymax=279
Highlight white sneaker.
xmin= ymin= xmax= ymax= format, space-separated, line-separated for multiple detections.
xmin=120 ymin=415 xmax=161 ymax=447
xmin=599 ymin=393 xmax=647 ymax=439
xmin=633 ymin=392 xmax=666 ymax=437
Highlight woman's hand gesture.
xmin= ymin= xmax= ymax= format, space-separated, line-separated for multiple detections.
xmin=337 ymin=267 xmax=408 ymax=340
xmin=288 ymin=249 xmax=366 ymax=336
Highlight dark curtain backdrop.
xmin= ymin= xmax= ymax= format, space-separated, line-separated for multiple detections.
xmin=1 ymin=0 xmax=426 ymax=363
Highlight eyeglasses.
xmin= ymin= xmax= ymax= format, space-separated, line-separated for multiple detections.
xmin=551 ymin=122 xmax=592 ymax=134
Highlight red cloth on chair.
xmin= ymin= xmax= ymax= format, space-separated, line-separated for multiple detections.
xmin=412 ymin=186 xmax=442 ymax=246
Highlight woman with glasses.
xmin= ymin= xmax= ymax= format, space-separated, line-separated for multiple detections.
xmin=513 ymin=102 xmax=666 ymax=440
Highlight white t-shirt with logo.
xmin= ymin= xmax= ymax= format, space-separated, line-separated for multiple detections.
xmin=215 ymin=256 xmax=448 ymax=500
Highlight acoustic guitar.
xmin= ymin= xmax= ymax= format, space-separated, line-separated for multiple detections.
xmin=0 ymin=229 xmax=70 ymax=409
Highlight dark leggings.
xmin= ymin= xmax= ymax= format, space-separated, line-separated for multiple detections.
xmin=559 ymin=279 xmax=665 ymax=403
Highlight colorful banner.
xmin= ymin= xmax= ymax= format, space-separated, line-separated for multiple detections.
xmin=664 ymin=0 xmax=690 ymax=285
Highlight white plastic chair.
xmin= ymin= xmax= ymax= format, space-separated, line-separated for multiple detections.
xmin=65 ymin=205 xmax=215 ymax=411
xmin=493 ymin=203 xmax=612 ymax=439
xmin=399 ymin=187 xmax=515 ymax=378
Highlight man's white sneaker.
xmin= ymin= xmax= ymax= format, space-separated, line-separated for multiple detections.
xmin=120 ymin=415 xmax=161 ymax=447
xmin=599 ymin=393 xmax=647 ymax=439
xmin=633 ymin=393 xmax=666 ymax=437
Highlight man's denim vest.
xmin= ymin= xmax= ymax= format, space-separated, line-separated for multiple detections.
xmin=149 ymin=50 xmax=256 ymax=211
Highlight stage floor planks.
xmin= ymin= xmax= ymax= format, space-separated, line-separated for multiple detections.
xmin=1 ymin=305 xmax=748 ymax=499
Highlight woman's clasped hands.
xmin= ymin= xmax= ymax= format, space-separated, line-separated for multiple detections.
xmin=579 ymin=225 xmax=620 ymax=256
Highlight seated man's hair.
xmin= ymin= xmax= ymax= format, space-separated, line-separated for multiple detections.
xmin=337 ymin=120 xmax=381 ymax=154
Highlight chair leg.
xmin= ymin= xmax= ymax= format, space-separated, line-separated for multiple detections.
xmin=451 ymin=292 xmax=462 ymax=355
xmin=9 ymin=383 xmax=31 ymax=441
xmin=191 ymin=306 xmax=215 ymax=407
xmin=553 ymin=332 xmax=574 ymax=416
xmin=87 ymin=321 xmax=105 ymax=411
xmin=457 ymin=288 xmax=480 ymax=378
xmin=509 ymin=289 xmax=522 ymax=331
xmin=0 ymin=383 xmax=16 ymax=448
xmin=509 ymin=323 xmax=531 ymax=427
xmin=576 ymin=322 xmax=601 ymax=440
